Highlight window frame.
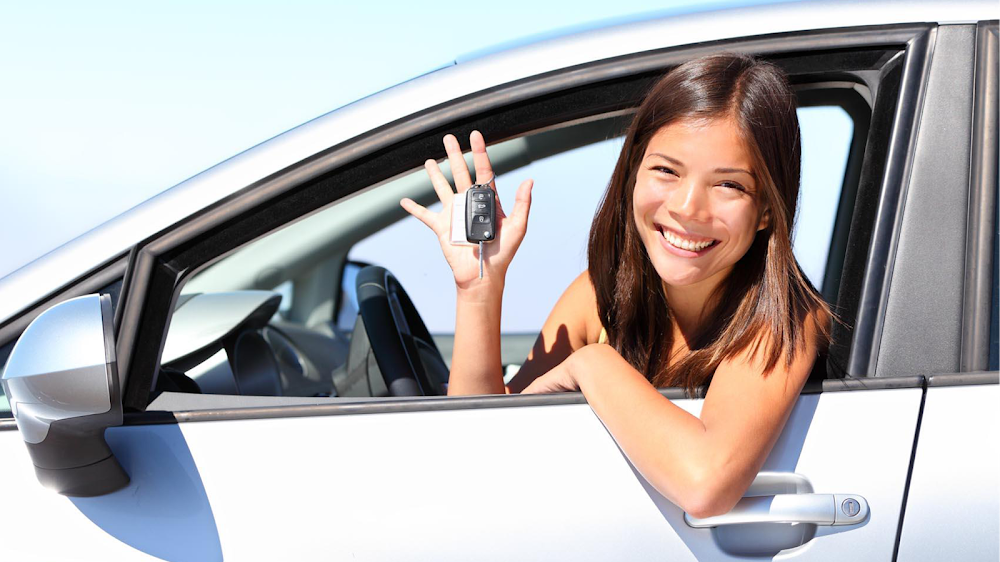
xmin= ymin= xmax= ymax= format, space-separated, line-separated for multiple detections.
xmin=961 ymin=21 xmax=998 ymax=372
xmin=113 ymin=24 xmax=933 ymax=415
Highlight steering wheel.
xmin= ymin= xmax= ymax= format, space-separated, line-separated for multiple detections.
xmin=354 ymin=266 xmax=449 ymax=396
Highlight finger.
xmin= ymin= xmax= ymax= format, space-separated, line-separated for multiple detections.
xmin=443 ymin=134 xmax=472 ymax=191
xmin=520 ymin=378 xmax=541 ymax=394
xmin=470 ymin=130 xmax=496 ymax=188
xmin=521 ymin=374 xmax=555 ymax=395
xmin=400 ymin=198 xmax=438 ymax=231
xmin=424 ymin=159 xmax=455 ymax=204
xmin=509 ymin=179 xmax=534 ymax=228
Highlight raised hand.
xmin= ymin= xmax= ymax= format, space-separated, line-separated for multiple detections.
xmin=400 ymin=130 xmax=533 ymax=291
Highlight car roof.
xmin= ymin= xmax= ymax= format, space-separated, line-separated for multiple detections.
xmin=1 ymin=0 xmax=994 ymax=327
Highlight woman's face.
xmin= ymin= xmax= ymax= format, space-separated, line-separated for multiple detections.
xmin=632 ymin=117 xmax=768 ymax=292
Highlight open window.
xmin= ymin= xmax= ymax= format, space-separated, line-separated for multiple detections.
xmin=127 ymin=28 xmax=922 ymax=413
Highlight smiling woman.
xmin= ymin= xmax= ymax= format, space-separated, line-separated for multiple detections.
xmin=402 ymin=52 xmax=831 ymax=518
xmin=587 ymin=53 xmax=831 ymax=393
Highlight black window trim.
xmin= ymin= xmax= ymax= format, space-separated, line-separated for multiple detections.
xmin=114 ymin=24 xmax=933 ymax=416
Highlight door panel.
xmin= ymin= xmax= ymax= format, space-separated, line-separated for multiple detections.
xmin=897 ymin=382 xmax=999 ymax=562
xmin=2 ymin=386 xmax=919 ymax=560
xmin=0 ymin=430 xmax=165 ymax=561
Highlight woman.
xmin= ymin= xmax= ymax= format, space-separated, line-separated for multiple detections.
xmin=400 ymin=53 xmax=831 ymax=519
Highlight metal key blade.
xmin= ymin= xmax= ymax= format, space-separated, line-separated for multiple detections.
xmin=479 ymin=241 xmax=484 ymax=279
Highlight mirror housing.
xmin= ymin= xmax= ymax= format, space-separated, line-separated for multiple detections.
xmin=1 ymin=293 xmax=129 ymax=496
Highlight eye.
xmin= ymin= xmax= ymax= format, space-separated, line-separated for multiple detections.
xmin=718 ymin=180 xmax=747 ymax=192
xmin=651 ymin=166 xmax=678 ymax=176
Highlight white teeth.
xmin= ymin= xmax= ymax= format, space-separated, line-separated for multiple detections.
xmin=662 ymin=229 xmax=714 ymax=252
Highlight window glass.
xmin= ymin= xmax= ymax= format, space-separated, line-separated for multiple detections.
xmin=0 ymin=340 xmax=11 ymax=417
xmin=0 ymin=387 xmax=9 ymax=417
xmin=796 ymin=106 xmax=853 ymax=287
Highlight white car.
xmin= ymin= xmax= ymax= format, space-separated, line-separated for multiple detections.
xmin=1 ymin=1 xmax=997 ymax=560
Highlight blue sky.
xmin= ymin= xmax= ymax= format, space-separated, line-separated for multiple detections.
xmin=0 ymin=0 xmax=798 ymax=279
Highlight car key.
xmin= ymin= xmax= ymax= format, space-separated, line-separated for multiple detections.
xmin=466 ymin=184 xmax=495 ymax=279
xmin=450 ymin=178 xmax=496 ymax=279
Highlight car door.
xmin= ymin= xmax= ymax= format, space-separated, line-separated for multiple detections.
xmin=894 ymin=21 xmax=1000 ymax=561
xmin=1 ymin=17 xmax=992 ymax=562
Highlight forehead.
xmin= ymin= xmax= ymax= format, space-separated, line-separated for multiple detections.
xmin=644 ymin=117 xmax=754 ymax=171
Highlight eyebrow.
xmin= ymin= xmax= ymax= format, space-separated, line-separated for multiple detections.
xmin=647 ymin=153 xmax=755 ymax=177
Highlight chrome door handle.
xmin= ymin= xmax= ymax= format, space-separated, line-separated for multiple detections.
xmin=684 ymin=493 xmax=869 ymax=528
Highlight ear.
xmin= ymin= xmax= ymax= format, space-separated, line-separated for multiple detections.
xmin=757 ymin=208 xmax=771 ymax=232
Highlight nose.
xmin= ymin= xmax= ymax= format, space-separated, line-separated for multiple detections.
xmin=670 ymin=178 xmax=711 ymax=223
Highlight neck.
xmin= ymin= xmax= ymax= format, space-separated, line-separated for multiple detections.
xmin=663 ymin=266 xmax=731 ymax=339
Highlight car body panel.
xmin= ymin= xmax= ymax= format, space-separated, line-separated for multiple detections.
xmin=875 ymin=24 xmax=976 ymax=376
xmin=896 ymin=382 xmax=1000 ymax=562
xmin=2 ymin=388 xmax=922 ymax=560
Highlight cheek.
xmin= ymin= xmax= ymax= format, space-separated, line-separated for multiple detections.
xmin=631 ymin=177 xmax=661 ymax=218
xmin=716 ymin=201 xmax=761 ymax=245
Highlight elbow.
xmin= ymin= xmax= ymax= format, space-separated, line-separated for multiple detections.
xmin=681 ymin=493 xmax=736 ymax=520
xmin=677 ymin=476 xmax=741 ymax=520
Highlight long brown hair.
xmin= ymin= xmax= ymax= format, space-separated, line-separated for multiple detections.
xmin=587 ymin=53 xmax=831 ymax=392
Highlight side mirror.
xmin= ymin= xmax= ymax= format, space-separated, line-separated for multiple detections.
xmin=1 ymin=294 xmax=129 ymax=496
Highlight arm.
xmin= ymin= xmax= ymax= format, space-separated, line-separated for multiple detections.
xmin=400 ymin=131 xmax=533 ymax=396
xmin=525 ymin=314 xmax=822 ymax=518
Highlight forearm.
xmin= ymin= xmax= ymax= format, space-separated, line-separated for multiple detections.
xmin=447 ymin=281 xmax=506 ymax=395
xmin=572 ymin=346 xmax=733 ymax=515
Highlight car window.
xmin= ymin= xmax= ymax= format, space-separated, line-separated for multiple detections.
xmin=0 ymin=340 xmax=11 ymax=416
xmin=347 ymin=105 xmax=854 ymax=339
xmin=158 ymin=102 xmax=858 ymax=401
xmin=0 ymin=382 xmax=9 ymax=417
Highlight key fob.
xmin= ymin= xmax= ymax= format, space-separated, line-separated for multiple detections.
xmin=466 ymin=187 xmax=495 ymax=242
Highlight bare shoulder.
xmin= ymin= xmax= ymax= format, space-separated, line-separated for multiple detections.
xmin=701 ymin=305 xmax=826 ymax=427
xmin=505 ymin=270 xmax=601 ymax=393
xmin=562 ymin=270 xmax=604 ymax=345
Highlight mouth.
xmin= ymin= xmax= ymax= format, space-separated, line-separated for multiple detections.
xmin=655 ymin=224 xmax=719 ymax=256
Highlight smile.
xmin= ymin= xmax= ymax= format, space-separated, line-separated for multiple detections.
xmin=656 ymin=225 xmax=719 ymax=254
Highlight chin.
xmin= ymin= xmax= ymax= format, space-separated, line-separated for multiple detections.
xmin=648 ymin=257 xmax=710 ymax=287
